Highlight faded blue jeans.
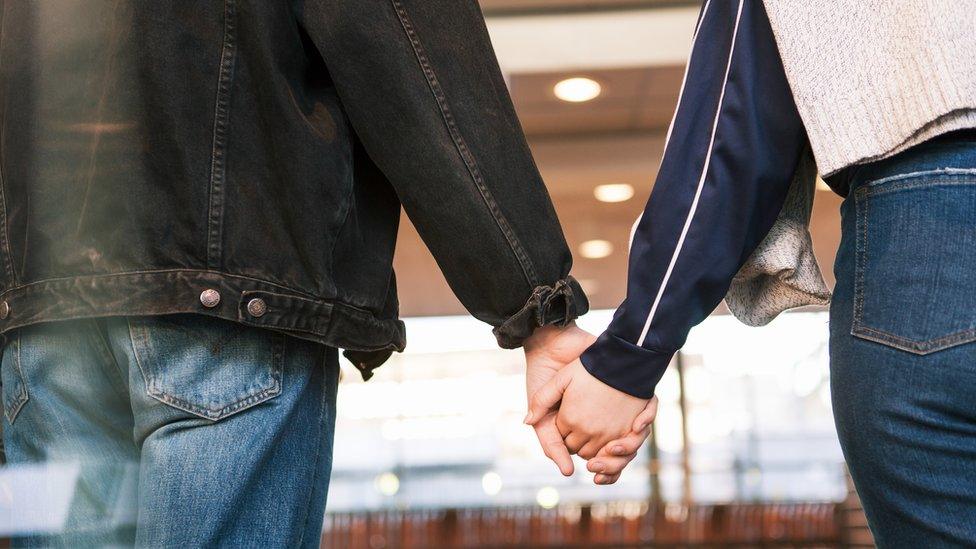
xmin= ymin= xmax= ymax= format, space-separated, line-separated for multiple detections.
xmin=830 ymin=134 xmax=976 ymax=548
xmin=1 ymin=315 xmax=338 ymax=547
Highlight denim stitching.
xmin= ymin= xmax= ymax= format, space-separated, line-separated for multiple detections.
xmin=236 ymin=290 xmax=332 ymax=334
xmin=127 ymin=318 xmax=283 ymax=421
xmin=326 ymin=173 xmax=355 ymax=301
xmin=859 ymin=172 xmax=976 ymax=200
xmin=0 ymin=16 xmax=16 ymax=286
xmin=0 ymin=269 xmax=405 ymax=353
xmin=297 ymin=345 xmax=331 ymax=548
xmin=861 ymin=167 xmax=976 ymax=192
xmin=3 ymin=334 xmax=27 ymax=424
xmin=851 ymin=170 xmax=976 ymax=353
xmin=389 ymin=0 xmax=539 ymax=286
xmin=206 ymin=0 xmax=238 ymax=269
xmin=851 ymin=187 xmax=867 ymax=337
xmin=0 ymin=268 xmax=323 ymax=302
xmin=0 ymin=163 xmax=16 ymax=286
xmin=855 ymin=325 xmax=976 ymax=355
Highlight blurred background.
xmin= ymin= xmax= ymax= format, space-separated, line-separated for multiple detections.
xmin=321 ymin=1 xmax=872 ymax=547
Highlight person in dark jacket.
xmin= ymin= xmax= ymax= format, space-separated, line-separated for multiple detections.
xmin=0 ymin=2 xmax=628 ymax=546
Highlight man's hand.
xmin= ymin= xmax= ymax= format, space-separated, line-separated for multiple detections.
xmin=523 ymin=323 xmax=597 ymax=476
xmin=525 ymin=360 xmax=650 ymax=460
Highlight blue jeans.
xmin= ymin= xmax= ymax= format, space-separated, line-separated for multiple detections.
xmin=830 ymin=135 xmax=976 ymax=547
xmin=1 ymin=315 xmax=338 ymax=547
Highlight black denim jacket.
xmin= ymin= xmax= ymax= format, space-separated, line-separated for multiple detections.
xmin=0 ymin=0 xmax=587 ymax=377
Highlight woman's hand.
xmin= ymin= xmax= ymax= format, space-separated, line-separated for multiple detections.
xmin=525 ymin=360 xmax=651 ymax=460
xmin=585 ymin=398 xmax=658 ymax=484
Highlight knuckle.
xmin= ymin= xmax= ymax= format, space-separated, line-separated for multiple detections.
xmin=618 ymin=438 xmax=638 ymax=451
xmin=600 ymin=459 xmax=622 ymax=472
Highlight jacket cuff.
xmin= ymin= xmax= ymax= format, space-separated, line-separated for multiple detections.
xmin=493 ymin=276 xmax=589 ymax=349
xmin=580 ymin=332 xmax=674 ymax=399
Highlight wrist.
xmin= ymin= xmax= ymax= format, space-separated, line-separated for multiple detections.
xmin=523 ymin=322 xmax=597 ymax=367
xmin=492 ymin=277 xmax=589 ymax=349
xmin=523 ymin=321 xmax=579 ymax=354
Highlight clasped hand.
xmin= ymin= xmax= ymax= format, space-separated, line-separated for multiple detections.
xmin=522 ymin=323 xmax=658 ymax=484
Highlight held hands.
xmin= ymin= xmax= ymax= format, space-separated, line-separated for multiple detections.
xmin=522 ymin=323 xmax=658 ymax=484
xmin=522 ymin=323 xmax=596 ymax=476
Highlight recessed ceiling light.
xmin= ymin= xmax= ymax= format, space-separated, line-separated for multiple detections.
xmin=553 ymin=77 xmax=602 ymax=103
xmin=594 ymin=183 xmax=635 ymax=203
xmin=579 ymin=239 xmax=614 ymax=259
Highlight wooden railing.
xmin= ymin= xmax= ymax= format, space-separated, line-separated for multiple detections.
xmin=322 ymin=502 xmax=844 ymax=548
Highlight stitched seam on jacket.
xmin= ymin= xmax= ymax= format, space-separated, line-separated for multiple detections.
xmin=207 ymin=0 xmax=238 ymax=269
xmin=327 ymin=174 xmax=356 ymax=301
xmin=389 ymin=0 xmax=539 ymax=286
xmin=0 ymin=17 xmax=16 ymax=286
xmin=0 ymin=150 xmax=15 ymax=286
xmin=0 ymin=268 xmax=387 ymax=318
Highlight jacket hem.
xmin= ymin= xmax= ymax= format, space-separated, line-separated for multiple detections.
xmin=0 ymin=269 xmax=406 ymax=378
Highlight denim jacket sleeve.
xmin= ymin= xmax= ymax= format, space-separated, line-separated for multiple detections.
xmin=580 ymin=0 xmax=807 ymax=398
xmin=295 ymin=0 xmax=587 ymax=347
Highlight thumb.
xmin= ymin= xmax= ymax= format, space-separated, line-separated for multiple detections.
xmin=632 ymin=396 xmax=660 ymax=433
xmin=525 ymin=368 xmax=572 ymax=425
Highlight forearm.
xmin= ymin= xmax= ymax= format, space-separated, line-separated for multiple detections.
xmin=582 ymin=0 xmax=807 ymax=398
xmin=298 ymin=0 xmax=587 ymax=345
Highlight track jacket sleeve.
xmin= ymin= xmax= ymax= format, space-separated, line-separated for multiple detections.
xmin=580 ymin=0 xmax=808 ymax=398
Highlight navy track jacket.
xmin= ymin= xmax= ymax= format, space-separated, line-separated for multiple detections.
xmin=581 ymin=0 xmax=809 ymax=399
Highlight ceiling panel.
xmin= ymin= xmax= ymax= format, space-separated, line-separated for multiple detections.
xmin=486 ymin=7 xmax=698 ymax=73
xmin=511 ymin=66 xmax=683 ymax=136
xmin=480 ymin=0 xmax=698 ymax=15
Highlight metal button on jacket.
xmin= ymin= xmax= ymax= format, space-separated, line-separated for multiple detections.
xmin=0 ymin=300 xmax=9 ymax=320
xmin=199 ymin=289 xmax=221 ymax=308
xmin=247 ymin=298 xmax=268 ymax=318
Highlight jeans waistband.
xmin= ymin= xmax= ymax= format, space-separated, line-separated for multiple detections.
xmin=827 ymin=128 xmax=976 ymax=196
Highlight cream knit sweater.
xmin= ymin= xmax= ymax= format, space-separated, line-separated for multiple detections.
xmin=764 ymin=0 xmax=976 ymax=176
xmin=727 ymin=0 xmax=976 ymax=325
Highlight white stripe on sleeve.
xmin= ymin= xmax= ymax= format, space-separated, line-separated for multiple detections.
xmin=636 ymin=0 xmax=745 ymax=347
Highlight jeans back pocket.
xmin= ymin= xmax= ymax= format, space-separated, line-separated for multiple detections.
xmin=129 ymin=315 xmax=283 ymax=421
xmin=853 ymin=169 xmax=976 ymax=354
xmin=1 ymin=334 xmax=28 ymax=424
